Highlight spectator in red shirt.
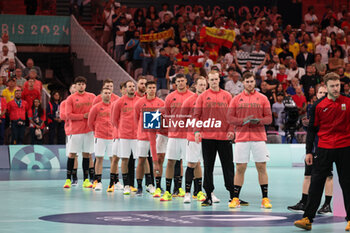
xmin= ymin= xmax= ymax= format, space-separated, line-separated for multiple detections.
xmin=7 ymin=89 xmax=29 ymax=144
xmin=292 ymin=85 xmax=307 ymax=115
xmin=22 ymin=78 xmax=40 ymax=109
xmin=28 ymin=98 xmax=46 ymax=145
xmin=23 ymin=69 xmax=42 ymax=94
xmin=0 ymin=95 xmax=7 ymax=145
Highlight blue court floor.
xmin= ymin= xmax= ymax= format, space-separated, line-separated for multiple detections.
xmin=0 ymin=167 xmax=346 ymax=233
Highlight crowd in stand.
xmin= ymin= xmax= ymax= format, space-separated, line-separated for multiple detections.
xmin=0 ymin=33 xmax=65 ymax=145
xmin=98 ymin=2 xmax=350 ymax=141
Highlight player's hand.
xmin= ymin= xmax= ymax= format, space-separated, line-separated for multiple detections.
xmin=84 ymin=113 xmax=89 ymax=119
xmin=305 ymin=153 xmax=313 ymax=165
xmin=227 ymin=132 xmax=234 ymax=140
xmin=154 ymin=163 xmax=160 ymax=175
xmin=195 ymin=132 xmax=201 ymax=144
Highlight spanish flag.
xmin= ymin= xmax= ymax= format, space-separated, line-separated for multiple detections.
xmin=199 ymin=27 xmax=235 ymax=48
xmin=140 ymin=28 xmax=174 ymax=42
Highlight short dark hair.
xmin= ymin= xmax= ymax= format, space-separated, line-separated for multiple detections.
xmin=227 ymin=67 xmax=235 ymax=72
xmin=146 ymin=80 xmax=156 ymax=87
xmin=323 ymin=72 xmax=340 ymax=85
xmin=103 ymin=78 xmax=113 ymax=86
xmin=242 ymin=72 xmax=255 ymax=81
xmin=174 ymin=73 xmax=186 ymax=81
xmin=266 ymin=70 xmax=273 ymax=76
xmin=120 ymin=81 xmax=127 ymax=89
xmin=74 ymin=76 xmax=87 ymax=84
xmin=125 ymin=80 xmax=134 ymax=87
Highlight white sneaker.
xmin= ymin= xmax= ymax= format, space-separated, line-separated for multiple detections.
xmin=211 ymin=193 xmax=220 ymax=203
xmin=123 ymin=185 xmax=131 ymax=195
xmin=95 ymin=182 xmax=102 ymax=191
xmin=115 ymin=182 xmax=124 ymax=190
xmin=146 ymin=184 xmax=156 ymax=194
xmin=184 ymin=193 xmax=191 ymax=203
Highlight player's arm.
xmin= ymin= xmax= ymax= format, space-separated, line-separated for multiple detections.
xmin=66 ymin=97 xmax=84 ymax=120
xmin=111 ymin=100 xmax=121 ymax=127
xmin=60 ymin=101 xmax=66 ymax=121
xmin=87 ymin=105 xmax=97 ymax=131
xmin=258 ymin=96 xmax=273 ymax=125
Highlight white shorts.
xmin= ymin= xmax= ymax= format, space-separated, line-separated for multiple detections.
xmin=234 ymin=141 xmax=270 ymax=163
xmin=136 ymin=140 xmax=151 ymax=158
xmin=119 ymin=139 xmax=137 ymax=159
xmin=66 ymin=135 xmax=71 ymax=157
xmin=94 ymin=138 xmax=113 ymax=157
xmin=69 ymin=131 xmax=94 ymax=154
xmin=166 ymin=138 xmax=187 ymax=160
xmin=186 ymin=141 xmax=202 ymax=163
xmin=112 ymin=139 xmax=120 ymax=157
xmin=156 ymin=134 xmax=168 ymax=154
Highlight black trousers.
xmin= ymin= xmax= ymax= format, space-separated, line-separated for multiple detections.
xmin=201 ymin=139 xmax=235 ymax=197
xmin=304 ymin=146 xmax=350 ymax=221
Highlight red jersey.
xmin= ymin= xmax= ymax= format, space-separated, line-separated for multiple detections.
xmin=92 ymin=93 xmax=119 ymax=105
xmin=180 ymin=93 xmax=200 ymax=142
xmin=292 ymin=94 xmax=307 ymax=109
xmin=22 ymin=88 xmax=41 ymax=109
xmin=60 ymin=100 xmax=71 ymax=135
xmin=7 ymin=99 xmax=29 ymax=121
xmin=88 ymin=101 xmax=114 ymax=139
xmin=23 ymin=79 xmax=42 ymax=94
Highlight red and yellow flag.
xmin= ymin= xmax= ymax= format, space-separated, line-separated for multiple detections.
xmin=199 ymin=27 xmax=235 ymax=48
xmin=140 ymin=28 xmax=174 ymax=42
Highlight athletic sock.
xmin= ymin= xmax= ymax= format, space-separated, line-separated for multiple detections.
xmin=325 ymin=195 xmax=332 ymax=205
xmin=89 ymin=167 xmax=95 ymax=181
xmin=145 ymin=173 xmax=152 ymax=186
xmin=95 ymin=174 xmax=102 ymax=183
xmin=109 ymin=173 xmax=116 ymax=186
xmin=72 ymin=169 xmax=78 ymax=180
xmin=185 ymin=167 xmax=194 ymax=193
xmin=197 ymin=178 xmax=202 ymax=192
xmin=166 ymin=178 xmax=172 ymax=193
xmin=233 ymin=185 xmax=242 ymax=198
xmin=115 ymin=173 xmax=119 ymax=183
xmin=260 ymin=184 xmax=268 ymax=198
xmin=173 ymin=176 xmax=179 ymax=192
xmin=155 ymin=176 xmax=162 ymax=189
xmin=301 ymin=193 xmax=308 ymax=204
xmin=82 ymin=158 xmax=90 ymax=180
xmin=122 ymin=173 xmax=129 ymax=186
xmin=66 ymin=158 xmax=74 ymax=180
xmin=137 ymin=179 xmax=143 ymax=190
xmin=178 ymin=176 xmax=183 ymax=189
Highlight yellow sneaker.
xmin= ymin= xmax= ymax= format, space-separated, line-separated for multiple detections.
xmin=82 ymin=179 xmax=93 ymax=188
xmin=107 ymin=185 xmax=114 ymax=192
xmin=92 ymin=180 xmax=98 ymax=189
xmin=63 ymin=179 xmax=71 ymax=188
xmin=346 ymin=221 xmax=350 ymax=231
xmin=160 ymin=191 xmax=172 ymax=201
xmin=178 ymin=188 xmax=185 ymax=197
xmin=229 ymin=197 xmax=240 ymax=208
xmin=196 ymin=191 xmax=206 ymax=202
xmin=130 ymin=186 xmax=138 ymax=192
xmin=261 ymin=197 xmax=272 ymax=209
xmin=294 ymin=217 xmax=312 ymax=230
xmin=153 ymin=188 xmax=162 ymax=198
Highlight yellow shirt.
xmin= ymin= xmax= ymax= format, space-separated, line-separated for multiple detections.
xmin=289 ymin=42 xmax=300 ymax=59
xmin=2 ymin=88 xmax=16 ymax=103
xmin=274 ymin=47 xmax=283 ymax=55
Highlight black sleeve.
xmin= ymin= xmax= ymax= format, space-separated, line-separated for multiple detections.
xmin=305 ymin=100 xmax=320 ymax=154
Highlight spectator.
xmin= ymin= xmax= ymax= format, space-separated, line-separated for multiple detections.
xmin=276 ymin=65 xmax=289 ymax=90
xmin=225 ymin=69 xmax=243 ymax=96
xmin=159 ymin=13 xmax=172 ymax=31
xmin=159 ymin=3 xmax=174 ymax=23
xmin=260 ymin=60 xmax=277 ymax=80
xmin=287 ymin=59 xmax=305 ymax=80
xmin=22 ymin=78 xmax=41 ymax=109
xmin=0 ymin=34 xmax=17 ymax=57
xmin=141 ymin=43 xmax=156 ymax=75
xmin=146 ymin=5 xmax=158 ymax=20
xmin=154 ymin=48 xmax=170 ymax=90
xmin=272 ymin=92 xmax=285 ymax=132
xmin=101 ymin=1 xmax=115 ymax=51
xmin=344 ymin=63 xmax=350 ymax=78
xmin=0 ymin=94 xmax=6 ymax=145
xmin=24 ymin=0 xmax=37 ymax=15
xmin=265 ymin=70 xmax=280 ymax=90
xmin=240 ymin=36 xmax=254 ymax=53
xmin=260 ymin=81 xmax=275 ymax=106
xmin=2 ymin=78 xmax=17 ymax=103
xmin=14 ymin=68 xmax=26 ymax=89
xmin=28 ymin=98 xmax=45 ymax=144
xmin=133 ymin=8 xmax=146 ymax=28
xmin=198 ymin=50 xmax=214 ymax=75
xmin=114 ymin=16 xmax=129 ymax=63
xmin=288 ymin=34 xmax=300 ymax=59
xmin=344 ymin=83 xmax=350 ymax=96
xmin=0 ymin=77 xmax=6 ymax=93
xmin=326 ymin=17 xmax=341 ymax=35
xmin=304 ymin=6 xmax=319 ymax=33
xmin=312 ymin=53 xmax=327 ymax=76
xmin=22 ymin=58 xmax=42 ymax=80
xmin=0 ymin=46 xmax=11 ymax=78
xmin=292 ymin=85 xmax=307 ymax=115
xmin=7 ymin=89 xmax=28 ymax=144
xmin=286 ymin=78 xmax=301 ymax=96
xmin=185 ymin=64 xmax=196 ymax=87
xmin=47 ymin=91 xmax=65 ymax=145
xmin=315 ymin=36 xmax=331 ymax=65
xmin=300 ymin=65 xmax=321 ymax=101
xmin=23 ymin=69 xmax=43 ymax=94
xmin=2 ymin=58 xmax=16 ymax=82
xmin=296 ymin=44 xmax=314 ymax=68
xmin=328 ymin=49 xmax=345 ymax=71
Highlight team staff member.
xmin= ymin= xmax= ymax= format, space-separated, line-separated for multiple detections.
xmin=294 ymin=73 xmax=350 ymax=231
xmin=228 ymin=72 xmax=273 ymax=209
xmin=88 ymin=88 xmax=114 ymax=191
xmin=63 ymin=76 xmax=95 ymax=189
xmin=193 ymin=71 xmax=235 ymax=206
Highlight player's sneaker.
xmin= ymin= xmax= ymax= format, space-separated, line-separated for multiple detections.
xmin=107 ymin=185 xmax=114 ymax=192
xmin=172 ymin=190 xmax=179 ymax=197
xmin=92 ymin=180 xmax=98 ymax=189
xmin=288 ymin=201 xmax=305 ymax=213
xmin=261 ymin=198 xmax=272 ymax=209
xmin=115 ymin=182 xmax=123 ymax=190
xmin=95 ymin=182 xmax=102 ymax=191
xmin=201 ymin=197 xmax=212 ymax=206
xmin=294 ymin=217 xmax=312 ymax=230
xmin=63 ymin=179 xmax=71 ymax=188
xmin=146 ymin=184 xmax=156 ymax=194
xmin=211 ymin=193 xmax=220 ymax=203
xmin=317 ymin=203 xmax=332 ymax=214
xmin=123 ymin=185 xmax=131 ymax=195
xmin=71 ymin=179 xmax=78 ymax=186
xmin=196 ymin=191 xmax=206 ymax=202
xmin=229 ymin=197 xmax=240 ymax=208
xmin=239 ymin=199 xmax=249 ymax=206
xmin=346 ymin=221 xmax=350 ymax=231
xmin=153 ymin=188 xmax=162 ymax=198
xmin=160 ymin=191 xmax=172 ymax=201
xmin=184 ymin=193 xmax=191 ymax=203
xmin=83 ymin=179 xmax=93 ymax=188
xmin=178 ymin=188 xmax=185 ymax=197
xmin=136 ymin=188 xmax=143 ymax=196
xmin=192 ymin=194 xmax=197 ymax=199
xmin=130 ymin=186 xmax=138 ymax=192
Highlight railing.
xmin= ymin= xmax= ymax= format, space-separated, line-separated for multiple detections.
xmin=70 ymin=16 xmax=135 ymax=95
